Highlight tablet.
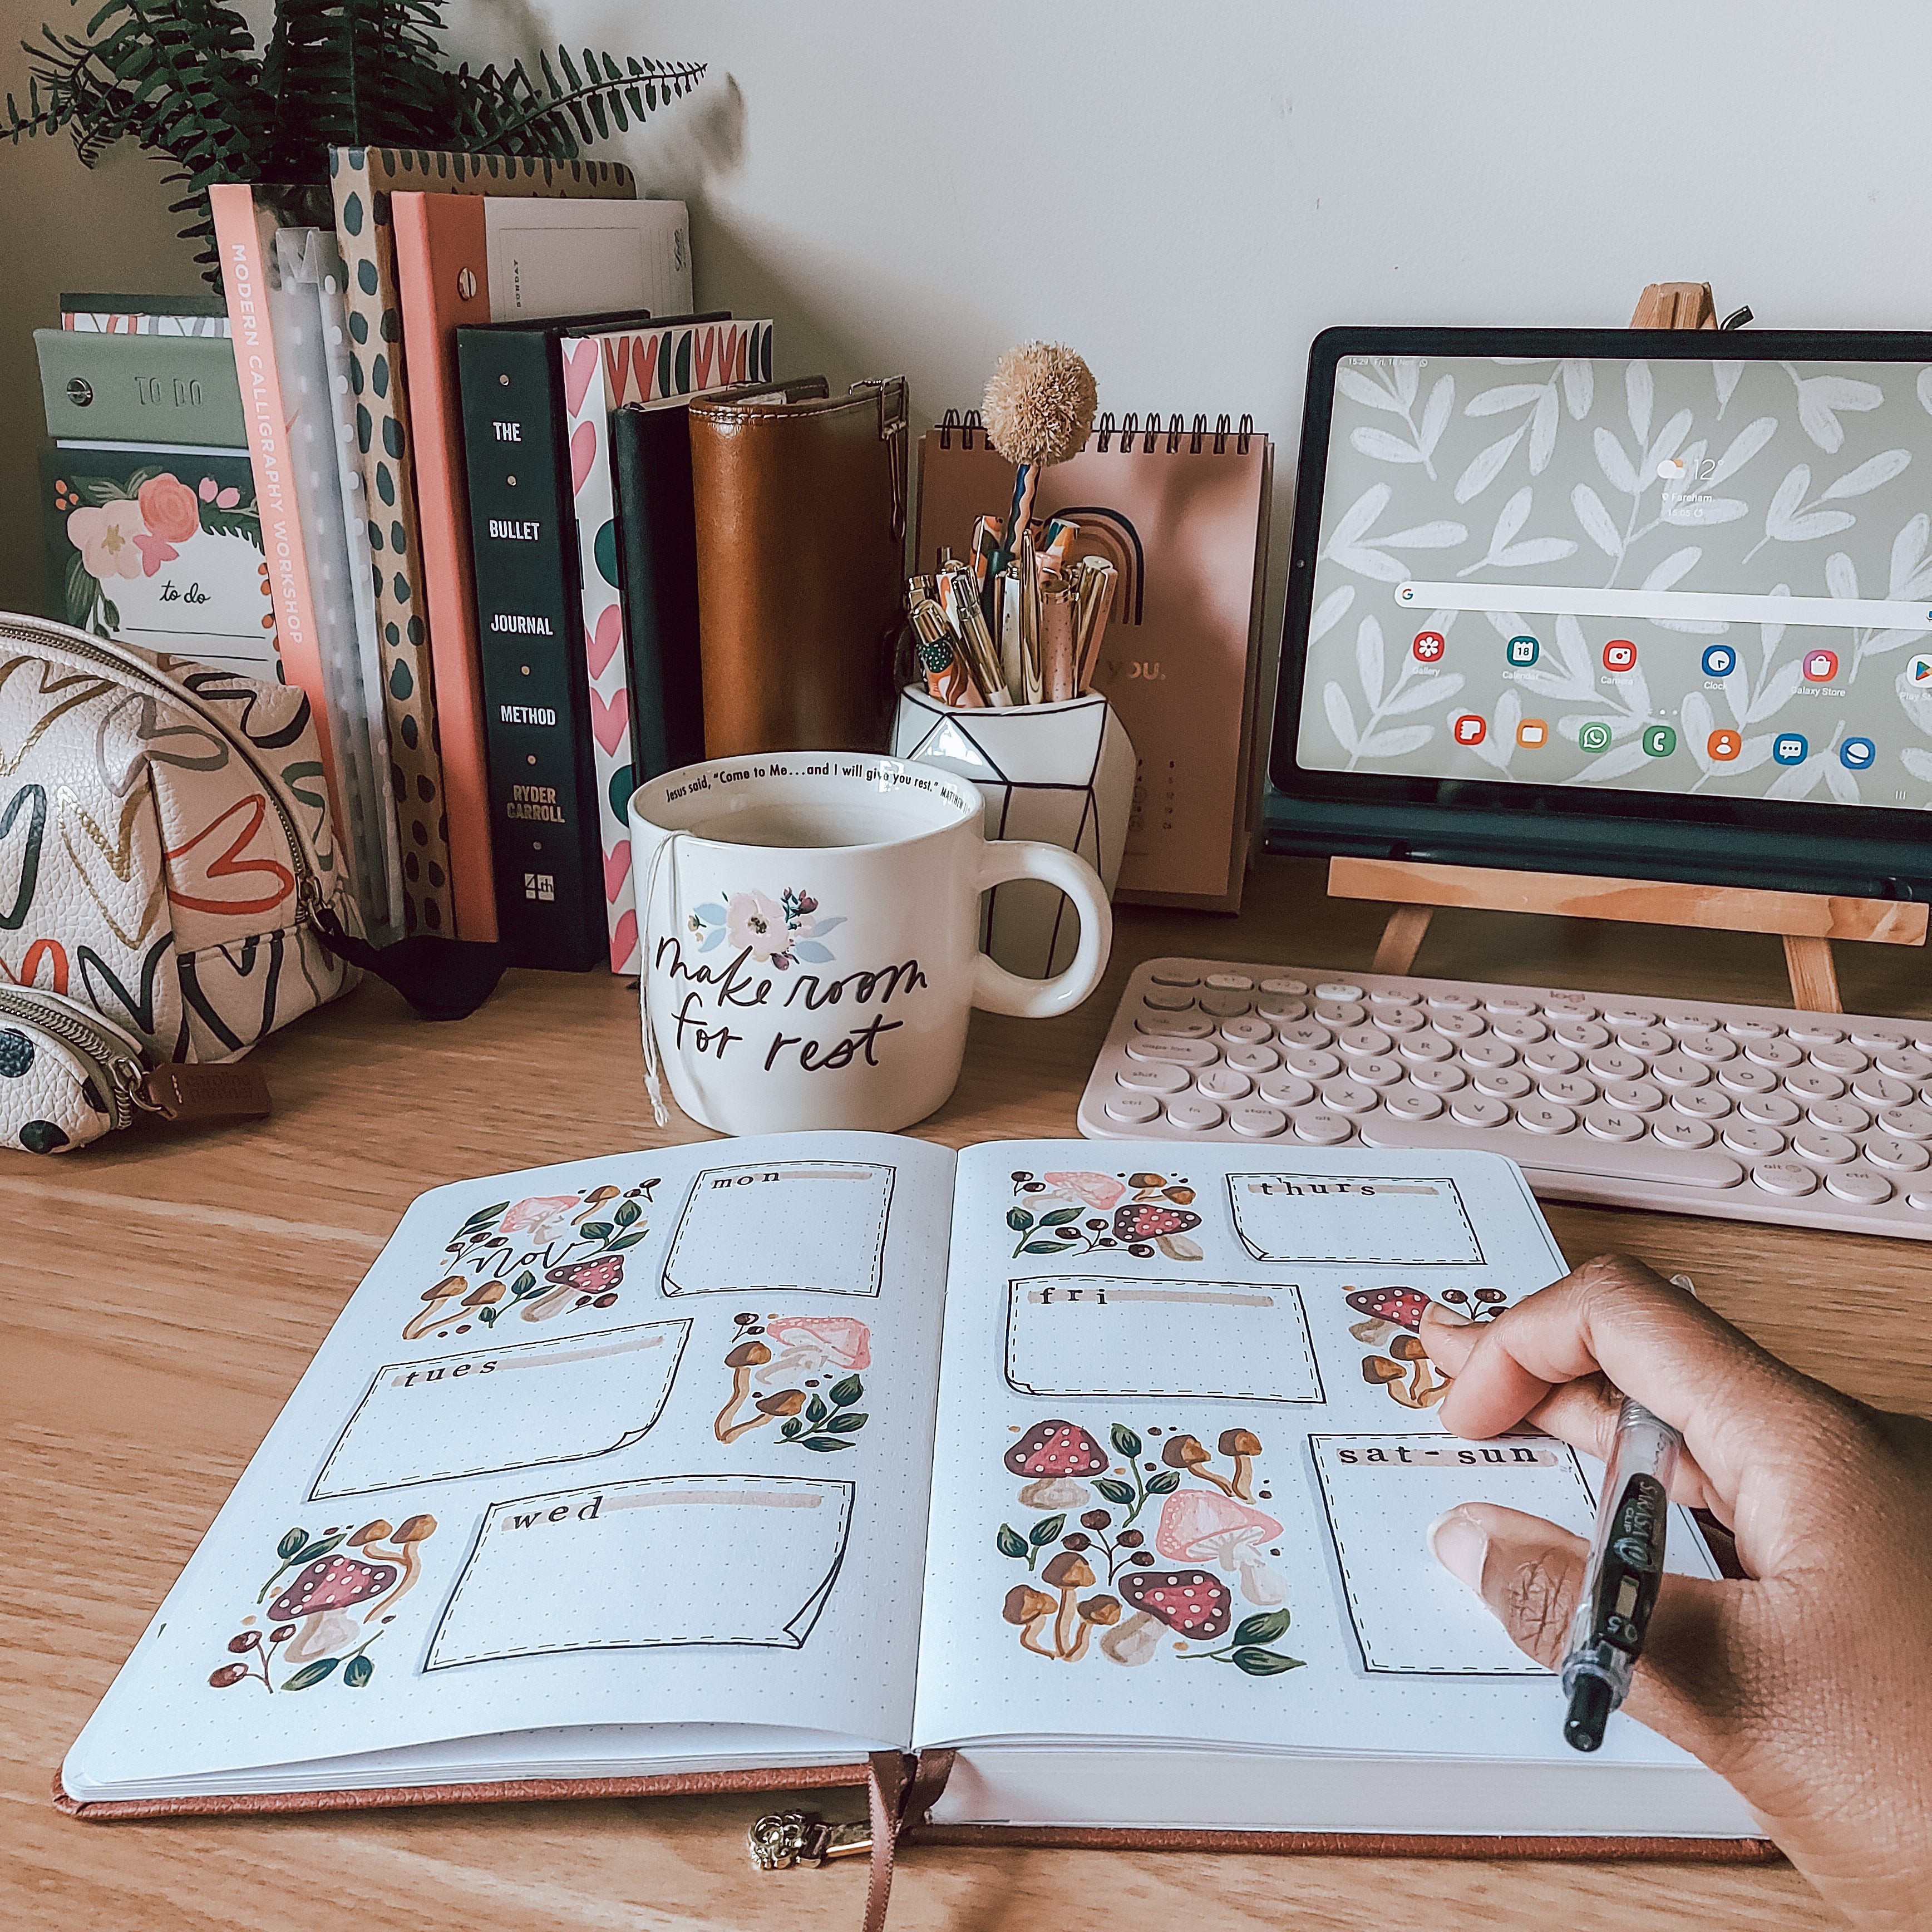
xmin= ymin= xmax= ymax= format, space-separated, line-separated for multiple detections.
xmin=1266 ymin=328 xmax=1932 ymax=898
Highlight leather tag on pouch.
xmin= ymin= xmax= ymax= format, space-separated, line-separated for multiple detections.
xmin=139 ymin=1063 xmax=273 ymax=1122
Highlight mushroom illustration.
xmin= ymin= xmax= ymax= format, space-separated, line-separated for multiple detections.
xmin=460 ymin=1279 xmax=506 ymax=1317
xmin=755 ymin=1314 xmax=871 ymax=1386
xmin=1348 ymin=1315 xmax=1397 ymax=1346
xmin=573 ymin=1185 xmax=622 ymax=1222
xmin=500 ymin=1194 xmax=581 ymax=1239
xmin=1155 ymin=1490 xmax=1288 ymax=1606
xmin=1005 ymin=1419 xmax=1108 ymax=1508
xmin=402 ymin=1276 xmax=467 ymax=1340
xmin=1040 ymin=1549 xmax=1096 ymax=1657
xmin=1112 ymin=1202 xmax=1202 ymax=1246
xmin=715 ymin=1340 xmax=772 ymax=1440
xmin=1066 ymin=1594 xmax=1121 ymax=1661
xmin=1362 ymin=1354 xmax=1405 ymax=1391
xmin=353 ymin=1513 xmax=437 ymax=1616
xmin=268 ymin=1553 xmax=397 ymax=1663
xmin=520 ymin=1253 xmax=626 ymax=1321
xmin=1386 ymin=1333 xmax=1446 ymax=1408
xmin=1160 ymin=1433 xmax=1237 ymax=1497
xmin=1344 ymin=1285 xmax=1433 ymax=1333
xmin=1041 ymin=1171 xmax=1126 ymax=1212
xmin=1100 ymin=1567 xmax=1234 ymax=1665
xmin=1002 ymin=1584 xmax=1057 ymax=1658
xmin=1218 ymin=1428 xmax=1263 ymax=1501
xmin=724 ymin=1388 xmax=806 ymax=1443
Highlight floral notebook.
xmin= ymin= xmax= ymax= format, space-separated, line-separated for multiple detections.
xmin=39 ymin=448 xmax=281 ymax=680
xmin=61 ymin=1133 xmax=1758 ymax=1847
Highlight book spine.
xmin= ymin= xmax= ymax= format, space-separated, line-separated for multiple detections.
xmin=35 ymin=329 xmax=247 ymax=445
xmin=327 ymin=149 xmax=456 ymax=941
xmin=206 ymin=184 xmax=345 ymax=845
xmin=459 ymin=328 xmax=607 ymax=970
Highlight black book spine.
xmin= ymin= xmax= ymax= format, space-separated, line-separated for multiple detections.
xmin=457 ymin=327 xmax=606 ymax=970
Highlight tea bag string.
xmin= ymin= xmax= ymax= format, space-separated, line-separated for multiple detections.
xmin=638 ymin=828 xmax=687 ymax=1129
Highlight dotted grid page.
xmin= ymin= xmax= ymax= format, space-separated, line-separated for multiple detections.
xmin=63 ymin=1131 xmax=955 ymax=1801
xmin=911 ymin=1141 xmax=1716 ymax=1781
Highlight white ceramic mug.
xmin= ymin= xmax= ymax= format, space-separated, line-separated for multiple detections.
xmin=628 ymin=752 xmax=1112 ymax=1133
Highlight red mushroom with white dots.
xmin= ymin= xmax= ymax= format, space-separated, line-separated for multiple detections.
xmin=1005 ymin=1419 xmax=1109 ymax=1509
xmin=1099 ymin=1568 xmax=1234 ymax=1665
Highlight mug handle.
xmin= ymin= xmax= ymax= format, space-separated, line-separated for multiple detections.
xmin=971 ymin=841 xmax=1113 ymax=1018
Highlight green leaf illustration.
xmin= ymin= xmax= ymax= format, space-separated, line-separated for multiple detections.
xmin=823 ymin=1411 xmax=866 ymax=1433
xmin=1038 ymin=1207 xmax=1081 ymax=1226
xmin=1231 ymin=1647 xmax=1305 ymax=1676
xmin=780 ymin=1418 xmax=802 ymax=1439
xmin=1093 ymin=1478 xmax=1136 ymax=1507
xmin=1022 ymin=1240 xmax=1068 ymax=1254
xmin=283 ymin=1658 xmax=341 ymax=1690
xmin=1028 ymin=1515 xmax=1066 ymax=1547
xmin=577 ymin=1221 xmax=614 ymax=1241
xmin=614 ymin=1200 xmax=642 ymax=1226
xmin=1007 ymin=1208 xmax=1033 ymax=1232
xmin=805 ymin=1393 xmax=828 ymax=1426
xmin=1233 ymin=1610 xmax=1293 ymax=1648
xmin=1146 ymin=1470 xmax=1182 ymax=1495
xmin=1110 ymin=1424 xmax=1142 ymax=1460
xmin=609 ymin=1230 xmax=650 ymax=1250
xmin=511 ymin=1269 xmax=537 ymax=1294
xmin=997 ymin=1524 xmax=1029 ymax=1560
xmin=343 ymin=1655 xmax=374 ymax=1688
xmin=462 ymin=1202 xmax=509 ymax=1233
xmin=277 ymin=1527 xmax=308 ymax=1559
xmin=829 ymin=1374 xmax=864 ymax=1407
xmin=801 ymin=1436 xmax=851 ymax=1451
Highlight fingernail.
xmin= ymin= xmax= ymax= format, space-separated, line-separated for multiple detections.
xmin=1423 ymin=1304 xmax=1473 ymax=1328
xmin=1427 ymin=1507 xmax=1487 ymax=1592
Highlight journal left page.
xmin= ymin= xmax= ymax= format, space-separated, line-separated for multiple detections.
xmin=65 ymin=1131 xmax=954 ymax=1803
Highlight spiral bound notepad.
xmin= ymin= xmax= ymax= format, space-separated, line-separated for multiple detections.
xmin=914 ymin=412 xmax=1273 ymax=910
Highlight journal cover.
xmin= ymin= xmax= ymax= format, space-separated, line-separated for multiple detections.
xmin=60 ymin=291 xmax=230 ymax=336
xmin=36 ymin=329 xmax=246 ymax=445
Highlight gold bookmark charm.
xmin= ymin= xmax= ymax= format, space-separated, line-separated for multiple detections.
xmin=747 ymin=1809 xmax=873 ymax=1870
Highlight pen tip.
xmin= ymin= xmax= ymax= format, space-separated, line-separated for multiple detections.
xmin=1563 ymin=1674 xmax=1614 ymax=1753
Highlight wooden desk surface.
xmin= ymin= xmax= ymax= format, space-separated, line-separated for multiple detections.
xmin=9 ymin=855 xmax=1928 ymax=1931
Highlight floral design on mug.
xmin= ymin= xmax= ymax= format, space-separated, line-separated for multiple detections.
xmin=687 ymin=888 xmax=844 ymax=971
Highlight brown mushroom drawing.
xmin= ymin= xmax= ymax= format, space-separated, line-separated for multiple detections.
xmin=1362 ymin=1354 xmax=1406 ymax=1391
xmin=1005 ymin=1419 xmax=1109 ymax=1508
xmin=1100 ymin=1568 xmax=1234 ymax=1665
xmin=755 ymin=1314 xmax=871 ymax=1386
xmin=1040 ymin=1549 xmax=1096 ymax=1657
xmin=1218 ymin=1428 xmax=1263 ymax=1501
xmin=715 ymin=1340 xmax=772 ymax=1440
xmin=1002 ymin=1584 xmax=1057 ymax=1658
xmin=460 ymin=1279 xmax=506 ymax=1317
xmin=1066 ymin=1594 xmax=1121 ymax=1661
xmin=723 ymin=1388 xmax=806 ymax=1443
xmin=520 ymin=1253 xmax=626 ymax=1321
xmin=1154 ymin=1489 xmax=1288 ymax=1606
xmin=352 ymin=1514 xmax=437 ymax=1617
xmin=573 ymin=1185 xmax=622 ymax=1223
xmin=1385 ymin=1333 xmax=1446 ymax=1408
xmin=1161 ymin=1433 xmax=1238 ymax=1497
xmin=268 ymin=1553 xmax=397 ymax=1663
xmin=402 ymin=1276 xmax=467 ymax=1340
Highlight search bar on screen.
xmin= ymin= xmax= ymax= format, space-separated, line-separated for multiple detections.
xmin=1396 ymin=580 xmax=1932 ymax=630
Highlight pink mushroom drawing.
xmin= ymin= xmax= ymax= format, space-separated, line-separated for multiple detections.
xmin=1154 ymin=1489 xmax=1288 ymax=1607
xmin=755 ymin=1314 xmax=871 ymax=1385
xmin=1005 ymin=1419 xmax=1110 ymax=1509
xmin=1041 ymin=1171 xmax=1127 ymax=1213
xmin=499 ymin=1195 xmax=582 ymax=1240
xmin=1098 ymin=1567 xmax=1234 ymax=1665
xmin=267 ymin=1552 xmax=397 ymax=1664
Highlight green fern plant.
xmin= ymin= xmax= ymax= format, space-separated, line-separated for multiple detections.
xmin=6 ymin=0 xmax=704 ymax=280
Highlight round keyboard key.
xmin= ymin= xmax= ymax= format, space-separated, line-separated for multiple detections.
xmin=1880 ymin=1104 xmax=1932 ymax=1139
xmin=1850 ymin=1022 xmax=1909 ymax=1049
xmin=1369 ymin=987 xmax=1421 ymax=1007
xmin=1432 ymin=1012 xmax=1488 ymax=1041
xmin=1399 ymin=1034 xmax=1456 ymax=1064
xmin=1278 ymin=1019 xmax=1335 ymax=1049
xmin=1127 ymin=1037 xmax=1219 ymax=1066
xmin=1672 ymin=1088 xmax=1733 ymax=1120
xmin=1227 ymin=1103 xmax=1288 ymax=1138
xmin=1314 ymin=1000 xmax=1367 ymax=1027
xmin=1165 ymin=1097 xmax=1226 ymax=1131
xmin=1606 ymin=1080 xmax=1666 ymax=1112
xmin=1489 ymin=1014 xmax=1549 ymax=1044
xmin=1285 ymin=1047 xmax=1343 ymax=1080
xmin=1727 ymin=1018 xmax=1783 ymax=1040
xmin=1516 ymin=1100 xmax=1579 ymax=1135
xmin=1378 ymin=1008 xmax=1427 ymax=1035
xmin=1652 ymin=1116 xmax=1717 ymax=1151
xmin=1808 ymin=1098 xmax=1870 ymax=1133
xmin=1314 ymin=981 xmax=1364 ymax=1002
xmin=1582 ymin=1105 xmax=1644 ymax=1142
xmin=1521 ymin=1041 xmax=1583 ymax=1076
xmin=1865 ymin=1134 xmax=1931 ymax=1172
xmin=1649 ymin=1052 xmax=1711 ymax=1088
xmin=1143 ymin=985 xmax=1197 ymax=1010
xmin=1826 ymin=1164 xmax=1893 ymax=1205
xmin=1474 ymin=1067 xmax=1534 ymax=1100
xmin=1256 ymin=995 xmax=1308 ymax=1023
xmin=1484 ymin=996 xmax=1542 ymax=1018
xmin=1136 ymin=1012 xmax=1215 ymax=1038
xmin=1426 ymin=992 xmax=1481 ymax=1012
xmin=1449 ymin=1092 xmax=1510 ymax=1127
xmin=1853 ymin=1071 xmax=1915 ymax=1108
xmin=1223 ymin=1042 xmax=1280 ymax=1074
xmin=1459 ymin=1037 xmax=1519 ymax=1068
xmin=1788 ymin=1021 xmax=1844 ymax=1047
xmin=1665 ymin=1011 xmax=1723 ymax=1034
xmin=1876 ymin=1047 xmax=1932 ymax=1080
xmin=1257 ymin=1073 xmax=1317 ymax=1110
xmin=1320 ymin=1080 xmax=1380 ymax=1116
xmin=1586 ymin=1048 xmax=1646 ymax=1082
xmin=1204 ymin=972 xmax=1254 ymax=990
xmin=1411 ymin=1062 xmax=1469 ymax=1092
xmin=1783 ymin=1067 xmax=1846 ymax=1102
xmin=1724 ymin=1122 xmax=1787 ymax=1156
xmin=1382 ymin=1083 xmax=1445 ymax=1121
xmin=1745 ymin=1038 xmax=1804 ymax=1070
xmin=1200 ymin=989 xmax=1253 ymax=1018
xmin=1752 ymin=1160 xmax=1819 ymax=1196
xmin=1552 ymin=1019 xmax=1611 ymax=1049
xmin=1293 ymin=1108 xmax=1355 ymax=1145
xmin=1600 ymin=1004 xmax=1659 ymax=1028
xmin=1105 ymin=1092 xmax=1162 ymax=1125
xmin=1680 ymin=1033 xmax=1740 ymax=1063
xmin=1196 ymin=1068 xmax=1253 ymax=1101
xmin=1352 ymin=1056 xmax=1406 ymax=1088
xmin=1741 ymin=1091 xmax=1803 ymax=1126
xmin=1260 ymin=977 xmax=1308 ymax=996
xmin=1338 ymin=1026 xmax=1394 ymax=1056
xmin=1543 ymin=998 xmax=1596 ymax=1019
xmin=1219 ymin=1016 xmax=1275 ymax=1044
xmin=1539 ymin=1074 xmax=1599 ymax=1106
xmin=1617 ymin=1026 xmax=1673 ymax=1056
xmin=1810 ymin=1044 xmax=1868 ymax=1075
xmin=1150 ymin=967 xmax=1202 ymax=986
xmin=1717 ymin=1061 xmax=1780 ymax=1096
xmin=1117 ymin=1063 xmax=1190 ymax=1094
xmin=1792 ymin=1125 xmax=1857 ymax=1165
xmin=1910 ymin=1191 xmax=1932 ymax=1211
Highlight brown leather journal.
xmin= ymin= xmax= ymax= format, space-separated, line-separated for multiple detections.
xmin=689 ymin=379 xmax=908 ymax=757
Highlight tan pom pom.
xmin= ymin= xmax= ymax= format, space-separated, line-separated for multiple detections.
xmin=982 ymin=342 xmax=1098 ymax=470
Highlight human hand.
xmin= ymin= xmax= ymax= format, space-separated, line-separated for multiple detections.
xmin=1420 ymin=1253 xmax=1932 ymax=1930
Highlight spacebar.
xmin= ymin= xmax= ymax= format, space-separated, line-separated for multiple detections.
xmin=1357 ymin=1114 xmax=1743 ymax=1188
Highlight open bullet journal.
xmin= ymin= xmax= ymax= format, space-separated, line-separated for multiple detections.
xmin=62 ymin=1135 xmax=1764 ymax=1852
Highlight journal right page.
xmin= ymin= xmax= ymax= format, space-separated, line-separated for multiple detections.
xmin=912 ymin=1141 xmax=1720 ymax=1783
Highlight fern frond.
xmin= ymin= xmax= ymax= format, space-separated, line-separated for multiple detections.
xmin=460 ymin=50 xmax=706 ymax=156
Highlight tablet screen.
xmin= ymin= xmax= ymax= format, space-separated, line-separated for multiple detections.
xmin=1295 ymin=350 xmax=1932 ymax=812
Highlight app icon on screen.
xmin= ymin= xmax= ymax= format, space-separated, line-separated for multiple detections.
xmin=1803 ymin=649 xmax=1840 ymax=682
xmin=1841 ymin=737 xmax=1877 ymax=770
xmin=1772 ymin=733 xmax=1809 ymax=766
xmin=1578 ymin=721 xmax=1614 ymax=753
xmin=1516 ymin=718 xmax=1549 ymax=748
xmin=1506 ymin=634 xmax=1540 ymax=667
xmin=1909 ymin=654 xmax=1932 ymax=684
xmin=1707 ymin=730 xmax=1742 ymax=762
xmin=1603 ymin=640 xmax=1638 ymax=672
xmin=1453 ymin=713 xmax=1487 ymax=746
xmin=1642 ymin=724 xmax=1677 ymax=758
xmin=1412 ymin=631 xmax=1447 ymax=663
xmin=1702 ymin=644 xmax=1737 ymax=678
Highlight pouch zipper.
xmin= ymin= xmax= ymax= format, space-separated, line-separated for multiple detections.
xmin=0 ymin=985 xmax=159 ymax=1130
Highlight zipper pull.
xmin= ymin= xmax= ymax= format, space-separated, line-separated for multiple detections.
xmin=136 ymin=1062 xmax=273 ymax=1122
